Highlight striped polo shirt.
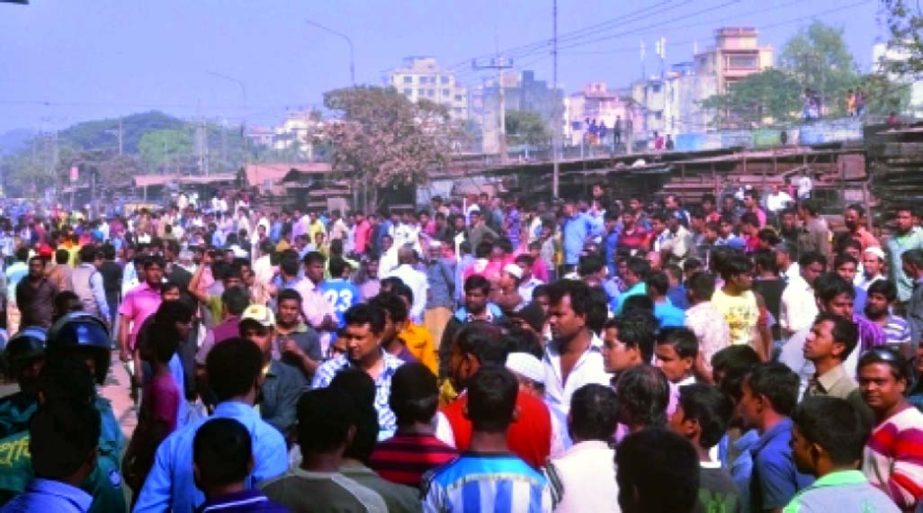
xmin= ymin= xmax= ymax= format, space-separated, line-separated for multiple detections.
xmin=422 ymin=452 xmax=552 ymax=512
xmin=368 ymin=432 xmax=458 ymax=488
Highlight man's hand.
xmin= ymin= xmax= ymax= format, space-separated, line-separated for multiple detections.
xmin=119 ymin=348 xmax=131 ymax=363
xmin=281 ymin=338 xmax=304 ymax=358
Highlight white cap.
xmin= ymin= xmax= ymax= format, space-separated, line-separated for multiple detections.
xmin=230 ymin=245 xmax=249 ymax=259
xmin=503 ymin=263 xmax=523 ymax=280
xmin=864 ymin=246 xmax=885 ymax=261
xmin=505 ymin=352 xmax=545 ymax=384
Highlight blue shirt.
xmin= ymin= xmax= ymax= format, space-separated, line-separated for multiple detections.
xmin=614 ymin=282 xmax=647 ymax=315
xmin=0 ymin=478 xmax=93 ymax=513
xmin=750 ymin=418 xmax=814 ymax=512
xmin=319 ymin=279 xmax=360 ymax=327
xmin=422 ymin=453 xmax=552 ymax=512
xmin=667 ymin=285 xmax=690 ymax=310
xmin=654 ymin=300 xmax=686 ymax=328
xmin=134 ymin=401 xmax=288 ymax=513
xmin=562 ymin=213 xmax=600 ymax=265
xmin=311 ymin=351 xmax=404 ymax=440
xmin=604 ymin=228 xmax=620 ymax=275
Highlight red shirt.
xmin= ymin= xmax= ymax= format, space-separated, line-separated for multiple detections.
xmin=368 ymin=432 xmax=458 ymax=487
xmin=619 ymin=227 xmax=649 ymax=252
xmin=440 ymin=390 xmax=551 ymax=469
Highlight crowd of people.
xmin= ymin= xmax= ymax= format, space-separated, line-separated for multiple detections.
xmin=0 ymin=184 xmax=923 ymax=512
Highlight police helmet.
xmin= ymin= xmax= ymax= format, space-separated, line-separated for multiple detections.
xmin=46 ymin=312 xmax=111 ymax=384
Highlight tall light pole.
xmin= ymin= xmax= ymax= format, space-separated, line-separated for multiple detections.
xmin=552 ymin=0 xmax=560 ymax=199
xmin=207 ymin=71 xmax=248 ymax=168
xmin=305 ymin=19 xmax=355 ymax=86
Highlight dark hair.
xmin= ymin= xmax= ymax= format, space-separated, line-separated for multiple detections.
xmin=278 ymin=250 xmax=300 ymax=276
xmin=329 ymin=368 xmax=379 ymax=462
xmin=867 ymin=279 xmax=898 ymax=303
xmin=686 ymin=272 xmax=716 ymax=301
xmin=29 ymin=400 xmax=100 ymax=480
xmin=455 ymin=322 xmax=510 ymax=365
xmin=205 ymin=338 xmax=263 ymax=402
xmin=753 ymin=250 xmax=779 ymax=274
xmin=389 ymin=363 xmax=439 ymax=426
xmin=144 ymin=254 xmax=166 ymax=269
xmin=514 ymin=253 xmax=534 ymax=267
xmin=343 ymin=303 xmax=387 ymax=334
xmin=467 ymin=365 xmax=518 ymax=433
xmin=193 ymin=418 xmax=252 ymax=487
xmin=569 ymin=384 xmax=619 ymax=442
xmin=799 ymin=199 xmax=820 ymax=216
xmin=464 ymin=274 xmax=491 ymax=295
xmin=719 ymin=254 xmax=753 ymax=280
xmin=677 ymin=384 xmax=733 ymax=449
xmin=665 ymin=264 xmax=683 ymax=283
xmin=813 ymin=313 xmax=859 ymax=361
xmin=798 ymin=251 xmax=827 ymax=270
xmin=161 ymin=281 xmax=181 ymax=297
xmin=370 ymin=292 xmax=408 ymax=324
xmin=656 ymin=327 xmax=699 ymax=360
xmin=857 ymin=346 xmax=912 ymax=382
xmin=902 ymin=248 xmax=923 ymax=269
xmin=277 ymin=288 xmax=303 ymax=306
xmin=547 ymin=279 xmax=595 ymax=319
xmin=645 ymin=271 xmax=670 ymax=297
xmin=606 ymin=312 xmax=657 ymax=362
xmin=578 ymin=254 xmax=605 ymax=277
xmin=78 ymin=244 xmax=98 ymax=264
xmin=792 ymin=396 xmax=871 ymax=467
xmin=833 ymin=253 xmax=858 ymax=270
xmin=587 ymin=287 xmax=609 ymax=334
xmin=626 ymin=256 xmax=651 ymax=281
xmin=36 ymin=356 xmax=95 ymax=407
xmin=746 ymin=362 xmax=800 ymax=416
xmin=302 ymin=251 xmax=326 ymax=266
xmin=711 ymin=345 xmax=761 ymax=401
xmin=221 ymin=286 xmax=250 ymax=316
xmin=328 ymin=256 xmax=348 ymax=278
xmin=615 ymin=428 xmax=700 ymax=513
xmin=814 ymin=273 xmax=855 ymax=303
xmin=616 ymin=365 xmax=670 ymax=428
xmin=389 ymin=282 xmax=415 ymax=311
xmin=622 ymin=294 xmax=654 ymax=314
xmin=55 ymin=249 xmax=70 ymax=265
xmin=740 ymin=212 xmax=759 ymax=227
xmin=14 ymin=246 xmax=29 ymax=262
xmin=296 ymin=388 xmax=357 ymax=455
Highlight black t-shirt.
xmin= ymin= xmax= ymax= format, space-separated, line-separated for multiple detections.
xmin=98 ymin=260 xmax=123 ymax=295
xmin=696 ymin=466 xmax=740 ymax=513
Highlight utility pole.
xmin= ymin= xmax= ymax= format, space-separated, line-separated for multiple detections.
xmin=552 ymin=0 xmax=560 ymax=199
xmin=117 ymin=118 xmax=123 ymax=156
xmin=472 ymin=56 xmax=514 ymax=163
xmin=305 ymin=20 xmax=355 ymax=86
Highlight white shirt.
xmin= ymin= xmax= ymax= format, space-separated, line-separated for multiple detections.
xmin=542 ymin=335 xmax=610 ymax=428
xmin=766 ymin=191 xmax=794 ymax=213
xmin=856 ymin=272 xmax=885 ymax=291
xmin=782 ymin=262 xmax=800 ymax=283
xmin=383 ymin=264 xmax=428 ymax=323
xmin=546 ymin=440 xmax=619 ymax=513
xmin=780 ymin=274 xmax=818 ymax=335
xmin=797 ymin=176 xmax=813 ymax=198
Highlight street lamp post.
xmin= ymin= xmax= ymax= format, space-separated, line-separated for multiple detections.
xmin=305 ymin=19 xmax=355 ymax=86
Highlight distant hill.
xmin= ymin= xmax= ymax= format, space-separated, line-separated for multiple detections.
xmin=0 ymin=129 xmax=34 ymax=156
xmin=58 ymin=111 xmax=186 ymax=154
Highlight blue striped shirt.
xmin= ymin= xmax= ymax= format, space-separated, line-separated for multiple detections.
xmin=882 ymin=314 xmax=911 ymax=347
xmin=422 ymin=453 xmax=552 ymax=513
xmin=311 ymin=351 xmax=404 ymax=440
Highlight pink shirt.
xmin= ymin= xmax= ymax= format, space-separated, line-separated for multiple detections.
xmin=354 ymin=220 xmax=371 ymax=255
xmin=142 ymin=372 xmax=179 ymax=433
xmin=119 ymin=282 xmax=162 ymax=350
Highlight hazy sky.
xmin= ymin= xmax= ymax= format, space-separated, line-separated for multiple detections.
xmin=0 ymin=0 xmax=884 ymax=133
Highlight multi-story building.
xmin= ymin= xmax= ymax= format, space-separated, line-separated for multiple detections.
xmin=632 ymin=27 xmax=773 ymax=136
xmin=472 ymin=69 xmax=562 ymax=153
xmin=388 ymin=57 xmax=468 ymax=120
xmin=271 ymin=111 xmax=324 ymax=159
xmin=563 ymin=82 xmax=642 ymax=146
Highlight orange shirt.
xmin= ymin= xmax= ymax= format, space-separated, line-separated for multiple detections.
xmin=399 ymin=323 xmax=437 ymax=375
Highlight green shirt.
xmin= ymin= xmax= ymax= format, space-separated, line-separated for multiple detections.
xmin=783 ymin=470 xmax=899 ymax=513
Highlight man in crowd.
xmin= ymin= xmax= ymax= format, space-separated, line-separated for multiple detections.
xmin=423 ymin=366 xmax=552 ymax=511
xmin=801 ymin=313 xmax=871 ymax=421
xmin=780 ymin=252 xmax=826 ymax=338
xmin=864 ymin=279 xmax=912 ymax=353
xmin=312 ymin=303 xmax=404 ymax=440
xmin=886 ymin=206 xmax=923 ymax=305
xmin=273 ymin=288 xmax=323 ymax=382
xmin=785 ymin=397 xmax=899 ymax=512
xmin=15 ymin=255 xmax=57 ymax=328
xmin=71 ymin=245 xmax=110 ymax=323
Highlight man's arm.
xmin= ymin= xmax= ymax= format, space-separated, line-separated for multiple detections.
xmin=118 ymin=303 xmax=132 ymax=362
xmin=187 ymin=262 xmax=210 ymax=303
xmin=90 ymin=272 xmax=110 ymax=322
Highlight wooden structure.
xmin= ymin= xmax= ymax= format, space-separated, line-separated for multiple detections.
xmin=866 ymin=124 xmax=923 ymax=228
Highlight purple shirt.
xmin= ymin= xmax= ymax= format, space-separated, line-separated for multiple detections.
xmin=119 ymin=282 xmax=162 ymax=350
xmin=212 ymin=315 xmax=242 ymax=345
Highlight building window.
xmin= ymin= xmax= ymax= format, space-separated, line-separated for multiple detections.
xmin=651 ymin=84 xmax=662 ymax=93
xmin=727 ymin=55 xmax=758 ymax=70
xmin=441 ymin=76 xmax=450 ymax=84
xmin=654 ymin=111 xmax=663 ymax=120
xmin=427 ymin=89 xmax=435 ymax=97
xmin=403 ymin=88 xmax=412 ymax=96
xmin=403 ymin=76 xmax=413 ymax=84
xmin=455 ymin=94 xmax=463 ymax=102
xmin=442 ymin=89 xmax=450 ymax=97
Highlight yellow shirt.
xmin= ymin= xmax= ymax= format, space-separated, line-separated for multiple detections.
xmin=710 ymin=288 xmax=759 ymax=346
xmin=399 ymin=323 xmax=437 ymax=375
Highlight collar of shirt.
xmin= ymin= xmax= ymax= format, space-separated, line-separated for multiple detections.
xmin=213 ymin=400 xmax=259 ymax=421
xmin=804 ymin=469 xmax=867 ymax=489
xmin=753 ymin=417 xmax=793 ymax=454
xmin=814 ymin=364 xmax=850 ymax=394
xmin=327 ymin=351 xmax=403 ymax=383
xmin=26 ymin=478 xmax=93 ymax=512
xmin=200 ymin=489 xmax=271 ymax=513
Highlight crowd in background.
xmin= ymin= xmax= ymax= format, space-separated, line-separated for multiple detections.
xmin=0 ymin=182 xmax=923 ymax=512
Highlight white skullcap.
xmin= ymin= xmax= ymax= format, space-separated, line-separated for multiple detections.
xmin=505 ymin=352 xmax=545 ymax=384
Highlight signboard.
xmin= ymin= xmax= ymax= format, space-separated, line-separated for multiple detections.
xmin=69 ymin=166 xmax=79 ymax=183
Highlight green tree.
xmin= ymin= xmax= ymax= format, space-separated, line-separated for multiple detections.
xmin=321 ymin=86 xmax=459 ymax=209
xmin=137 ymin=128 xmax=194 ymax=172
xmin=779 ymin=21 xmax=860 ymax=117
xmin=880 ymin=0 xmax=923 ymax=79
xmin=505 ymin=110 xmax=550 ymax=147
xmin=700 ymin=69 xmax=802 ymax=129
